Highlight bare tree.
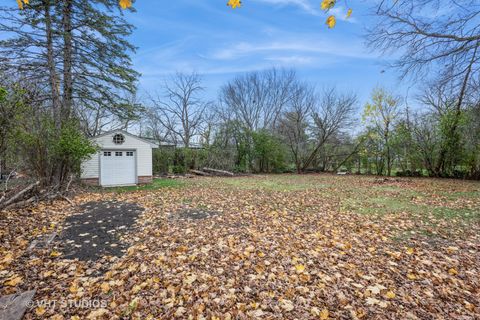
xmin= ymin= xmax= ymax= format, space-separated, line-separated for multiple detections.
xmin=220 ymin=68 xmax=296 ymax=131
xmin=302 ymin=88 xmax=357 ymax=171
xmin=368 ymin=0 xmax=480 ymax=83
xmin=411 ymin=112 xmax=441 ymax=176
xmin=77 ymin=94 xmax=143 ymax=137
xmin=277 ymin=82 xmax=315 ymax=173
xmin=150 ymin=72 xmax=209 ymax=148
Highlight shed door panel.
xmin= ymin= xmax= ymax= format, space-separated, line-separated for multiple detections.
xmin=101 ymin=150 xmax=136 ymax=186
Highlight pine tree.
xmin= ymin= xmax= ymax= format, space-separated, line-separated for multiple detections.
xmin=0 ymin=0 xmax=139 ymax=184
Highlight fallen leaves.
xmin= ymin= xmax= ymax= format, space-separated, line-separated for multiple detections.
xmin=1 ymin=175 xmax=479 ymax=319
xmin=183 ymin=273 xmax=197 ymax=285
xmin=35 ymin=306 xmax=46 ymax=316
xmin=407 ymin=273 xmax=417 ymax=280
xmin=448 ymin=267 xmax=458 ymax=275
xmin=279 ymin=299 xmax=295 ymax=312
xmin=320 ymin=308 xmax=330 ymax=319
xmin=100 ymin=282 xmax=110 ymax=294
xmin=294 ymin=264 xmax=306 ymax=273
xmin=49 ymin=250 xmax=61 ymax=258
xmin=4 ymin=275 xmax=22 ymax=286
xmin=366 ymin=284 xmax=387 ymax=295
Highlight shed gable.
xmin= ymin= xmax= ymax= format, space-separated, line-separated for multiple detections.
xmin=92 ymin=131 xmax=155 ymax=149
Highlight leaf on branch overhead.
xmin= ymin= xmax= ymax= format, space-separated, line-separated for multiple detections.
xmin=227 ymin=0 xmax=242 ymax=9
xmin=321 ymin=0 xmax=336 ymax=11
xmin=119 ymin=0 xmax=132 ymax=9
xmin=326 ymin=15 xmax=336 ymax=28
xmin=16 ymin=0 xmax=27 ymax=10
xmin=346 ymin=8 xmax=353 ymax=18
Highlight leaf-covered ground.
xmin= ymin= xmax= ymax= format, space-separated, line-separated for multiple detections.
xmin=1 ymin=174 xmax=479 ymax=319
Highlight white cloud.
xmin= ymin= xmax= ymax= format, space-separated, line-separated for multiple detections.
xmin=210 ymin=38 xmax=372 ymax=61
xmin=252 ymin=0 xmax=319 ymax=15
xmin=265 ymin=55 xmax=313 ymax=64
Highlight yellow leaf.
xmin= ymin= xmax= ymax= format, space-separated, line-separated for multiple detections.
xmin=295 ymin=264 xmax=305 ymax=273
xmin=50 ymin=250 xmax=61 ymax=258
xmin=320 ymin=308 xmax=329 ymax=320
xmin=119 ymin=0 xmax=132 ymax=9
xmin=406 ymin=247 xmax=414 ymax=255
xmin=43 ymin=270 xmax=54 ymax=278
xmin=346 ymin=8 xmax=352 ymax=18
xmin=4 ymin=276 xmax=22 ymax=287
xmin=385 ymin=291 xmax=396 ymax=299
xmin=446 ymin=246 xmax=459 ymax=253
xmin=16 ymin=0 xmax=23 ymax=10
xmin=35 ymin=306 xmax=46 ymax=316
xmin=1 ymin=253 xmax=13 ymax=265
xmin=227 ymin=0 xmax=242 ymax=9
xmin=448 ymin=268 xmax=458 ymax=276
xmin=71 ymin=316 xmax=81 ymax=320
xmin=131 ymin=284 xmax=142 ymax=294
xmin=69 ymin=283 xmax=79 ymax=294
xmin=407 ymin=273 xmax=417 ymax=280
xmin=321 ymin=0 xmax=336 ymax=11
xmin=100 ymin=282 xmax=110 ymax=293
xmin=326 ymin=15 xmax=336 ymax=29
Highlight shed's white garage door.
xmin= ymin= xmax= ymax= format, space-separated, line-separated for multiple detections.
xmin=100 ymin=150 xmax=136 ymax=186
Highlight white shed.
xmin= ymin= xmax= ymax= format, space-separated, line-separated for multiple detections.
xmin=81 ymin=130 xmax=158 ymax=187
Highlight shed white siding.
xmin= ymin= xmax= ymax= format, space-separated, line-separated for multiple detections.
xmin=80 ymin=131 xmax=155 ymax=185
xmin=81 ymin=152 xmax=100 ymax=179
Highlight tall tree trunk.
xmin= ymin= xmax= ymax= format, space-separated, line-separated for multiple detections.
xmin=62 ymin=0 xmax=74 ymax=122
xmin=43 ymin=0 xmax=61 ymax=128
xmin=301 ymin=136 xmax=327 ymax=172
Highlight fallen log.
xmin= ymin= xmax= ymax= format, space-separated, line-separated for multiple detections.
xmin=190 ymin=170 xmax=211 ymax=176
xmin=3 ymin=196 xmax=37 ymax=211
xmin=0 ymin=181 xmax=40 ymax=209
xmin=202 ymin=168 xmax=234 ymax=176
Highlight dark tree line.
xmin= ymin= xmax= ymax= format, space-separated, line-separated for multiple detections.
xmin=141 ymin=68 xmax=479 ymax=179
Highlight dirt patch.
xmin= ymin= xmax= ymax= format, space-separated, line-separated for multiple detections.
xmin=56 ymin=200 xmax=143 ymax=261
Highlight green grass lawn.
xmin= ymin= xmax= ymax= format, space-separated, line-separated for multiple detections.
xmin=91 ymin=178 xmax=185 ymax=193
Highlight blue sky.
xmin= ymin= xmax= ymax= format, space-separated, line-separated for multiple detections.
xmin=126 ymin=0 xmax=410 ymax=110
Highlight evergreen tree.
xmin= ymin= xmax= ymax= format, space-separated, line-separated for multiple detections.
xmin=0 ymin=0 xmax=139 ymax=184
